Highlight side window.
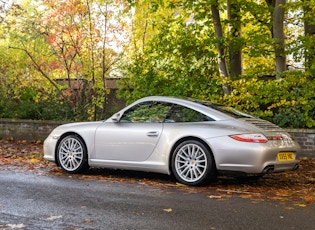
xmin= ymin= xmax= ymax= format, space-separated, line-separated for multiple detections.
xmin=120 ymin=101 xmax=172 ymax=123
xmin=166 ymin=105 xmax=213 ymax=122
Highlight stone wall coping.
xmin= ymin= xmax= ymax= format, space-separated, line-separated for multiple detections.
xmin=0 ymin=119 xmax=65 ymax=125
xmin=284 ymin=128 xmax=315 ymax=134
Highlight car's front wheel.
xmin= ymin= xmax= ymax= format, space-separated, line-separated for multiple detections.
xmin=171 ymin=140 xmax=215 ymax=186
xmin=56 ymin=135 xmax=89 ymax=173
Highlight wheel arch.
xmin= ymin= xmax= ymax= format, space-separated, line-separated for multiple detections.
xmin=168 ymin=136 xmax=217 ymax=174
xmin=55 ymin=132 xmax=88 ymax=167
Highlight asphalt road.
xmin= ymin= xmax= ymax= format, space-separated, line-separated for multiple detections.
xmin=0 ymin=170 xmax=314 ymax=230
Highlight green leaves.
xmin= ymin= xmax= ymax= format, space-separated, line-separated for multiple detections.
xmin=226 ymin=71 xmax=315 ymax=128
xmin=118 ymin=8 xmax=222 ymax=103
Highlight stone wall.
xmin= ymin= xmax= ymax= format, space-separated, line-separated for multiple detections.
xmin=0 ymin=119 xmax=314 ymax=158
xmin=0 ymin=119 xmax=63 ymax=142
xmin=286 ymin=129 xmax=315 ymax=159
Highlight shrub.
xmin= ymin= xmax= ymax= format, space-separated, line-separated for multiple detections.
xmin=225 ymin=71 xmax=315 ymax=128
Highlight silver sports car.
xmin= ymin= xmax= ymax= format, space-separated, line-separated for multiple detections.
xmin=44 ymin=96 xmax=300 ymax=186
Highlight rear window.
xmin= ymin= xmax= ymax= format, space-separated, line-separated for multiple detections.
xmin=191 ymin=99 xmax=255 ymax=119
xmin=211 ymin=105 xmax=255 ymax=119
xmin=166 ymin=104 xmax=214 ymax=122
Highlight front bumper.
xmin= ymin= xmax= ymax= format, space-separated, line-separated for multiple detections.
xmin=43 ymin=135 xmax=58 ymax=163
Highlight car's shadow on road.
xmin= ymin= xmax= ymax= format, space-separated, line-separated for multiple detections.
xmin=71 ymin=166 xmax=289 ymax=188
xmin=44 ymin=159 xmax=315 ymax=204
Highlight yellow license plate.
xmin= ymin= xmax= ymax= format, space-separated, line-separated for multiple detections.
xmin=277 ymin=152 xmax=295 ymax=162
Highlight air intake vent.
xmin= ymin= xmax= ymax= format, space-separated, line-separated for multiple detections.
xmin=240 ymin=118 xmax=283 ymax=132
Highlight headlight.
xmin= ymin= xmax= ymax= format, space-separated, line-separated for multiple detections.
xmin=52 ymin=134 xmax=61 ymax=140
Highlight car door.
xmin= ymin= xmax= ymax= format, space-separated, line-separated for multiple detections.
xmin=94 ymin=101 xmax=172 ymax=161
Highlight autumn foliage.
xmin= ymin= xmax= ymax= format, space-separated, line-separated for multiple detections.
xmin=0 ymin=0 xmax=314 ymax=127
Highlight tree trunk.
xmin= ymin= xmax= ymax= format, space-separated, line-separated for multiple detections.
xmin=211 ymin=1 xmax=230 ymax=95
xmin=303 ymin=0 xmax=315 ymax=70
xmin=265 ymin=0 xmax=275 ymax=37
xmin=273 ymin=0 xmax=286 ymax=76
xmin=86 ymin=0 xmax=97 ymax=121
xmin=228 ymin=1 xmax=243 ymax=79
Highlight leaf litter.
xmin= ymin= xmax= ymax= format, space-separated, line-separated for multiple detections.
xmin=0 ymin=139 xmax=314 ymax=207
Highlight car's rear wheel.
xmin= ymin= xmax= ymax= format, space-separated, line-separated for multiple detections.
xmin=171 ymin=140 xmax=214 ymax=186
xmin=56 ymin=135 xmax=89 ymax=173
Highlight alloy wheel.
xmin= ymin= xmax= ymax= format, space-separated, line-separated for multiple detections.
xmin=173 ymin=141 xmax=209 ymax=184
xmin=57 ymin=135 xmax=87 ymax=172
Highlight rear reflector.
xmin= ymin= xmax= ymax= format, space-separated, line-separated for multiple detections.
xmin=230 ymin=134 xmax=268 ymax=143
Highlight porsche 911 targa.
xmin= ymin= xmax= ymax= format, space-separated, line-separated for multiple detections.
xmin=44 ymin=96 xmax=300 ymax=186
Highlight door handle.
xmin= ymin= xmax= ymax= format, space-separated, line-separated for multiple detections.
xmin=146 ymin=131 xmax=159 ymax=137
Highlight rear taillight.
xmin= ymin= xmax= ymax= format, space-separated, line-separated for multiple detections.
xmin=267 ymin=134 xmax=292 ymax=141
xmin=230 ymin=134 xmax=268 ymax=143
xmin=267 ymin=136 xmax=283 ymax=141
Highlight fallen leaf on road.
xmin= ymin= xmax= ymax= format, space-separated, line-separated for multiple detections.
xmin=208 ymin=195 xmax=222 ymax=199
xmin=47 ymin=215 xmax=63 ymax=220
xmin=84 ymin=219 xmax=93 ymax=224
xmin=217 ymin=189 xmax=260 ymax=196
xmin=6 ymin=224 xmax=26 ymax=229
xmin=176 ymin=182 xmax=186 ymax=187
xmin=30 ymin=158 xmax=39 ymax=163
xmin=163 ymin=208 xmax=172 ymax=212
xmin=294 ymin=203 xmax=307 ymax=207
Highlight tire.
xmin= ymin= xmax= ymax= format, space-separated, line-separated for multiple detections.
xmin=171 ymin=140 xmax=215 ymax=186
xmin=56 ymin=135 xmax=89 ymax=173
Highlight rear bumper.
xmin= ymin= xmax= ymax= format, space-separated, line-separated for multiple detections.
xmin=207 ymin=136 xmax=301 ymax=174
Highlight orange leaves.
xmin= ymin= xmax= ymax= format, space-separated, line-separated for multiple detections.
xmin=0 ymin=139 xmax=49 ymax=172
xmin=47 ymin=34 xmax=56 ymax=45
xmin=42 ymin=0 xmax=89 ymax=61
xmin=48 ymin=60 xmax=61 ymax=71
xmin=44 ymin=0 xmax=87 ymax=18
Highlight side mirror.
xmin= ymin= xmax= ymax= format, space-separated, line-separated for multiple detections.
xmin=111 ymin=113 xmax=120 ymax=122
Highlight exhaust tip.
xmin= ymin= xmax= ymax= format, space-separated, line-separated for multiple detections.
xmin=263 ymin=165 xmax=274 ymax=174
